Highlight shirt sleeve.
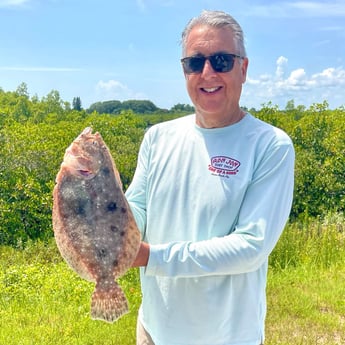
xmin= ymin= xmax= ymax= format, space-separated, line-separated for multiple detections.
xmin=145 ymin=136 xmax=295 ymax=277
xmin=125 ymin=133 xmax=149 ymax=238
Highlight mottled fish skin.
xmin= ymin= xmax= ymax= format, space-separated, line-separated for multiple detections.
xmin=52 ymin=127 xmax=141 ymax=323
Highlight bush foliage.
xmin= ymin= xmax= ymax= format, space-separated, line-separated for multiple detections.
xmin=0 ymin=86 xmax=344 ymax=245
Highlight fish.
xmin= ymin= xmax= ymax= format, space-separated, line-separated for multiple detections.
xmin=52 ymin=127 xmax=141 ymax=323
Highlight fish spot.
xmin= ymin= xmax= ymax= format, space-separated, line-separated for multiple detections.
xmin=76 ymin=199 xmax=87 ymax=215
xmin=113 ymin=259 xmax=118 ymax=266
xmin=110 ymin=225 xmax=119 ymax=233
xmin=107 ymin=202 xmax=117 ymax=212
xmin=102 ymin=167 xmax=110 ymax=175
xmin=70 ymin=232 xmax=79 ymax=241
xmin=120 ymin=231 xmax=125 ymax=237
xmin=121 ymin=207 xmax=127 ymax=213
xmin=97 ymin=248 xmax=108 ymax=260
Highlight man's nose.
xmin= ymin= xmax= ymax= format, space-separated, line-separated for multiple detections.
xmin=201 ymin=59 xmax=217 ymax=77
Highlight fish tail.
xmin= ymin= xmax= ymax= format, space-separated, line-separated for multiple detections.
xmin=91 ymin=281 xmax=129 ymax=323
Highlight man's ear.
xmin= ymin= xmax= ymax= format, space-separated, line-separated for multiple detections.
xmin=241 ymin=57 xmax=249 ymax=83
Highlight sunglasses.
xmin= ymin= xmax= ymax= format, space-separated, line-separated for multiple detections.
xmin=181 ymin=53 xmax=244 ymax=74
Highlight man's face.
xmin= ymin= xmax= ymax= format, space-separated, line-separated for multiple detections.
xmin=183 ymin=25 xmax=248 ymax=128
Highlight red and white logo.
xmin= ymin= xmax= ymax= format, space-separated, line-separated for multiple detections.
xmin=208 ymin=156 xmax=240 ymax=177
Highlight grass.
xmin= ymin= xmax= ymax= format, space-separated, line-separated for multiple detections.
xmin=265 ymin=214 xmax=345 ymax=344
xmin=0 ymin=215 xmax=344 ymax=344
xmin=0 ymin=242 xmax=141 ymax=345
xmin=266 ymin=266 xmax=345 ymax=344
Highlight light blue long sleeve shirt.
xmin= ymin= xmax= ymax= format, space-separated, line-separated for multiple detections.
xmin=125 ymin=113 xmax=295 ymax=345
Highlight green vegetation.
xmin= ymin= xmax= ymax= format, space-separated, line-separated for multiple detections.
xmin=0 ymin=241 xmax=141 ymax=345
xmin=0 ymin=84 xmax=344 ymax=343
xmin=0 ymin=218 xmax=344 ymax=344
xmin=266 ymin=215 xmax=345 ymax=344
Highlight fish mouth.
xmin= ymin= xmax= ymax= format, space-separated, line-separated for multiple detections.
xmin=77 ymin=169 xmax=95 ymax=178
xmin=61 ymin=127 xmax=103 ymax=179
xmin=62 ymin=148 xmax=99 ymax=179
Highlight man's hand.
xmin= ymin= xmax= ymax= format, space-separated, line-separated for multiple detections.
xmin=132 ymin=242 xmax=150 ymax=267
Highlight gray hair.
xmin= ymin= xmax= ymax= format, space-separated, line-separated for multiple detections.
xmin=181 ymin=10 xmax=247 ymax=58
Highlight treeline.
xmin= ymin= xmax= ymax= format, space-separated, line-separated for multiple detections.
xmin=0 ymin=83 xmax=195 ymax=119
xmin=0 ymin=85 xmax=344 ymax=246
xmin=87 ymin=99 xmax=195 ymax=115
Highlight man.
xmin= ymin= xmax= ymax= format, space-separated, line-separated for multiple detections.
xmin=127 ymin=10 xmax=295 ymax=345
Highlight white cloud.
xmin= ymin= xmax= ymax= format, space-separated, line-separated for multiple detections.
xmin=286 ymin=68 xmax=307 ymax=88
xmin=319 ymin=26 xmax=344 ymax=32
xmin=313 ymin=40 xmax=332 ymax=48
xmin=310 ymin=67 xmax=345 ymax=87
xmin=136 ymin=0 xmax=146 ymax=12
xmin=290 ymin=1 xmax=345 ymax=16
xmin=244 ymin=56 xmax=345 ymax=108
xmin=136 ymin=0 xmax=174 ymax=12
xmin=246 ymin=1 xmax=345 ymax=18
xmin=0 ymin=0 xmax=30 ymax=7
xmin=95 ymin=79 xmax=147 ymax=101
xmin=96 ymin=80 xmax=128 ymax=93
xmin=0 ymin=66 xmax=82 ymax=72
xmin=276 ymin=56 xmax=288 ymax=79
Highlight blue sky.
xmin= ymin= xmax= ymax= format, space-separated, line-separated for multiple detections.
xmin=0 ymin=0 xmax=344 ymax=110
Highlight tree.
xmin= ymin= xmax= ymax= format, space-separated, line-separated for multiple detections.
xmin=87 ymin=100 xmax=122 ymax=114
xmin=15 ymin=82 xmax=29 ymax=98
xmin=121 ymin=100 xmax=158 ymax=113
xmin=170 ymin=103 xmax=195 ymax=113
xmin=41 ymin=90 xmax=66 ymax=114
xmin=72 ymin=97 xmax=82 ymax=111
xmin=87 ymin=100 xmax=160 ymax=114
xmin=285 ymin=99 xmax=295 ymax=112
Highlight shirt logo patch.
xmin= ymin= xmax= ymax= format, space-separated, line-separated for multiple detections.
xmin=208 ymin=156 xmax=240 ymax=177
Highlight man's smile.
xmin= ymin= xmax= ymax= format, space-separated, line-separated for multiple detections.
xmin=201 ymin=86 xmax=223 ymax=93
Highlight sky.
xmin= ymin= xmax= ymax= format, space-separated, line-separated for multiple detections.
xmin=0 ymin=0 xmax=344 ymax=110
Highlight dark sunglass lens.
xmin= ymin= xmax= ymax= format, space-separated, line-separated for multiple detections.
xmin=183 ymin=57 xmax=205 ymax=73
xmin=210 ymin=54 xmax=234 ymax=72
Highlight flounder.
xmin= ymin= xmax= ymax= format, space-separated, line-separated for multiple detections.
xmin=52 ymin=127 xmax=141 ymax=323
